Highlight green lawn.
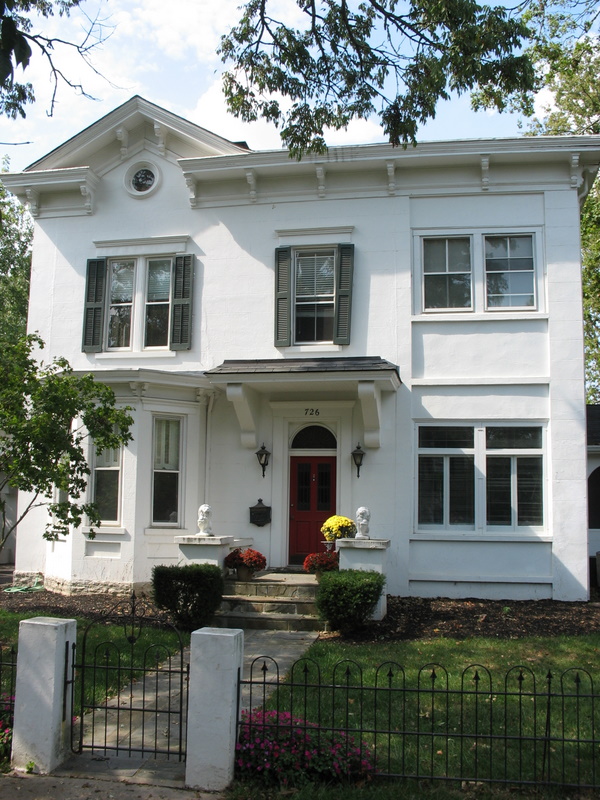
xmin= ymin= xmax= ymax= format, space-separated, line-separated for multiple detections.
xmin=236 ymin=632 xmax=600 ymax=798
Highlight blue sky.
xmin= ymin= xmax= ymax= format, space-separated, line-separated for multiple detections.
xmin=3 ymin=0 xmax=531 ymax=172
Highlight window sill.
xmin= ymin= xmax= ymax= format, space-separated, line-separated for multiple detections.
xmin=144 ymin=528 xmax=191 ymax=536
xmin=413 ymin=312 xmax=548 ymax=323
xmin=411 ymin=532 xmax=551 ymax=542
xmin=82 ymin=526 xmax=126 ymax=536
xmin=284 ymin=344 xmax=343 ymax=353
xmin=95 ymin=351 xmax=177 ymax=360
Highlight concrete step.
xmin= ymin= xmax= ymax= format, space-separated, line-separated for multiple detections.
xmin=221 ymin=594 xmax=318 ymax=616
xmin=216 ymin=572 xmax=322 ymax=631
xmin=213 ymin=609 xmax=323 ymax=632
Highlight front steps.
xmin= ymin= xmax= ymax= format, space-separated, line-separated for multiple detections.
xmin=214 ymin=571 xmax=322 ymax=631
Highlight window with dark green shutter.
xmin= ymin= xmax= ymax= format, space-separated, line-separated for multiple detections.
xmin=274 ymin=244 xmax=353 ymax=346
xmin=82 ymin=254 xmax=195 ymax=352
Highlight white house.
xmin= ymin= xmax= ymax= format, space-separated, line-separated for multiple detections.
xmin=4 ymin=96 xmax=600 ymax=600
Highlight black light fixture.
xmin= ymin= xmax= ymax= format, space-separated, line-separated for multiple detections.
xmin=351 ymin=443 xmax=365 ymax=478
xmin=255 ymin=444 xmax=271 ymax=478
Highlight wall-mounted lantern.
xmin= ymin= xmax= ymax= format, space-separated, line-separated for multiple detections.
xmin=351 ymin=443 xmax=365 ymax=478
xmin=255 ymin=443 xmax=271 ymax=478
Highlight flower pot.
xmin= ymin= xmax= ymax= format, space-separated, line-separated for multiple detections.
xmin=236 ymin=565 xmax=254 ymax=581
xmin=322 ymin=540 xmax=335 ymax=552
xmin=314 ymin=571 xmax=322 ymax=583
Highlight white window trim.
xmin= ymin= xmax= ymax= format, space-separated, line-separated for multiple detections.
xmin=413 ymin=228 xmax=544 ymax=315
xmin=105 ymin=255 xmax=174 ymax=353
xmin=91 ymin=443 xmax=123 ymax=527
xmin=415 ymin=422 xmax=547 ymax=535
xmin=151 ymin=414 xmax=185 ymax=528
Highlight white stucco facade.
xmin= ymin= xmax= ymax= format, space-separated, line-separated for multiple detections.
xmin=5 ymin=97 xmax=599 ymax=600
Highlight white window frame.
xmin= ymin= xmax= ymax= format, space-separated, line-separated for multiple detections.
xmin=92 ymin=443 xmax=122 ymax=526
xmin=414 ymin=229 xmax=544 ymax=315
xmin=151 ymin=415 xmax=183 ymax=527
xmin=421 ymin=236 xmax=473 ymax=312
xmin=484 ymin=234 xmax=536 ymax=310
xmin=416 ymin=423 xmax=546 ymax=535
xmin=106 ymin=256 xmax=174 ymax=352
xmin=293 ymin=247 xmax=337 ymax=344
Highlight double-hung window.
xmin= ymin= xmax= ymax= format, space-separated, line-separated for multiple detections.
xmin=93 ymin=443 xmax=121 ymax=524
xmin=83 ymin=254 xmax=194 ymax=352
xmin=275 ymin=244 xmax=354 ymax=346
xmin=417 ymin=425 xmax=544 ymax=533
xmin=485 ymin=235 xmax=535 ymax=308
xmin=152 ymin=417 xmax=181 ymax=525
xmin=423 ymin=237 xmax=472 ymax=310
xmin=418 ymin=232 xmax=538 ymax=314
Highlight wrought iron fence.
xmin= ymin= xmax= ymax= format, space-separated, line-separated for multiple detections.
xmin=70 ymin=593 xmax=189 ymax=761
xmin=239 ymin=657 xmax=600 ymax=789
xmin=0 ymin=645 xmax=16 ymax=722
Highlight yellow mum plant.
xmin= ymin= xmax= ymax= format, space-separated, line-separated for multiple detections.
xmin=320 ymin=515 xmax=357 ymax=542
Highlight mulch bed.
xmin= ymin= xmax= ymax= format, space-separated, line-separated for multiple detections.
xmin=2 ymin=585 xmax=600 ymax=641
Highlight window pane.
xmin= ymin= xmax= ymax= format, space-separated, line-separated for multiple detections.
xmin=147 ymin=259 xmax=171 ymax=302
xmin=153 ymin=472 xmax=179 ymax=523
xmin=110 ymin=261 xmax=135 ymax=303
xmin=485 ymin=237 xmax=508 ymax=259
xmin=295 ymin=303 xmax=334 ymax=342
xmin=510 ymin=236 xmax=533 ymax=259
xmin=517 ymin=456 xmax=543 ymax=525
xmin=486 ymin=427 xmax=542 ymax=449
xmin=108 ymin=306 xmax=132 ymax=348
xmin=296 ymin=251 xmax=334 ymax=297
xmin=419 ymin=427 xmax=474 ymax=448
xmin=486 ymin=456 xmax=512 ymax=525
xmin=296 ymin=463 xmax=310 ymax=510
xmin=423 ymin=239 xmax=446 ymax=272
xmin=317 ymin=464 xmax=332 ymax=511
xmin=447 ymin=238 xmax=471 ymax=271
xmin=145 ymin=304 xmax=169 ymax=347
xmin=94 ymin=470 xmax=119 ymax=521
xmin=449 ymin=456 xmax=474 ymax=524
xmin=419 ymin=456 xmax=443 ymax=524
xmin=154 ymin=419 xmax=180 ymax=469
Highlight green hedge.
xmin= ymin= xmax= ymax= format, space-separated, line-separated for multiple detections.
xmin=152 ymin=564 xmax=224 ymax=631
xmin=316 ymin=569 xmax=386 ymax=633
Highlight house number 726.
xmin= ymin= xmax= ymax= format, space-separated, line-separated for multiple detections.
xmin=304 ymin=408 xmax=320 ymax=416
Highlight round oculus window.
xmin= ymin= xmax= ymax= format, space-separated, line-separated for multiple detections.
xmin=131 ymin=167 xmax=155 ymax=193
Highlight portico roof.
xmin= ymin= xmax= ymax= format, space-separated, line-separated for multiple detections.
xmin=206 ymin=356 xmax=401 ymax=449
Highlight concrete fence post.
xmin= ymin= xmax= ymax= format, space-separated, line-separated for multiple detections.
xmin=185 ymin=626 xmax=244 ymax=791
xmin=11 ymin=616 xmax=77 ymax=773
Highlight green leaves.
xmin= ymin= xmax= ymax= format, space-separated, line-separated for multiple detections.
xmin=0 ymin=334 xmax=133 ymax=549
xmin=220 ymin=0 xmax=536 ymax=156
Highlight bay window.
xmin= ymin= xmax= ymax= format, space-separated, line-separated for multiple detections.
xmin=93 ymin=444 xmax=121 ymax=523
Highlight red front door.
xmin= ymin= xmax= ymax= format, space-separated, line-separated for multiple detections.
xmin=289 ymin=456 xmax=336 ymax=564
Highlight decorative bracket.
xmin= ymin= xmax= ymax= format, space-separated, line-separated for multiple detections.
xmin=183 ymin=173 xmax=199 ymax=208
xmin=116 ymin=127 xmax=129 ymax=160
xmin=481 ymin=155 xmax=490 ymax=191
xmin=570 ymin=153 xmax=581 ymax=189
xmin=246 ymin=169 xmax=257 ymax=203
xmin=129 ymin=382 xmax=149 ymax=397
xmin=25 ymin=187 xmax=40 ymax=217
xmin=316 ymin=165 xmax=326 ymax=198
xmin=225 ymin=383 xmax=260 ymax=449
xmin=80 ymin=184 xmax=93 ymax=215
xmin=386 ymin=161 xmax=396 ymax=195
xmin=357 ymin=381 xmax=382 ymax=448
xmin=154 ymin=123 xmax=167 ymax=155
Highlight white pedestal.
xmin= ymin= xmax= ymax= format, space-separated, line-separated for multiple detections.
xmin=336 ymin=538 xmax=390 ymax=620
xmin=175 ymin=535 xmax=236 ymax=570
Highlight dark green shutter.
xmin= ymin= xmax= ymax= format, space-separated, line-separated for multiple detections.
xmin=82 ymin=258 xmax=106 ymax=352
xmin=333 ymin=243 xmax=354 ymax=345
xmin=170 ymin=254 xmax=194 ymax=350
xmin=275 ymin=246 xmax=292 ymax=346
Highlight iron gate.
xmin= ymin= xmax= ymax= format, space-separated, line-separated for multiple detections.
xmin=69 ymin=593 xmax=189 ymax=761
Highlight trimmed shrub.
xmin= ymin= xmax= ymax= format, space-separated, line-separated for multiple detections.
xmin=152 ymin=564 xmax=224 ymax=631
xmin=316 ymin=569 xmax=385 ymax=633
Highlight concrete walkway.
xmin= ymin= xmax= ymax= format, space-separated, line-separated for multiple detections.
xmin=48 ymin=627 xmax=319 ymax=791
